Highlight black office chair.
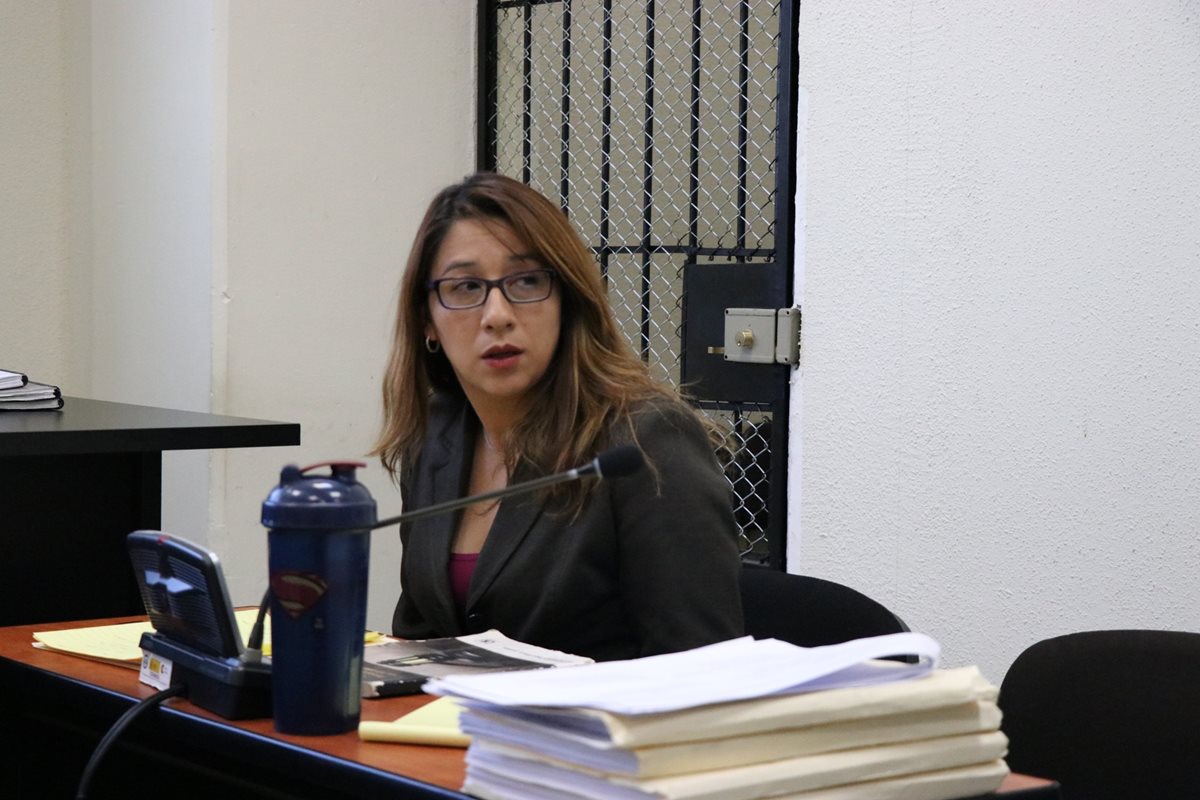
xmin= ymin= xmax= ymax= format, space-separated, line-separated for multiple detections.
xmin=739 ymin=566 xmax=910 ymax=648
xmin=998 ymin=629 xmax=1200 ymax=800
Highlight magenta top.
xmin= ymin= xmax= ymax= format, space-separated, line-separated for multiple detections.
xmin=449 ymin=552 xmax=479 ymax=611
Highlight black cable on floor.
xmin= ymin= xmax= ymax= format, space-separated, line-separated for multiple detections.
xmin=75 ymin=683 xmax=187 ymax=799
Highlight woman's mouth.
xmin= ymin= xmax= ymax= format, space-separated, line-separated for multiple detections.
xmin=483 ymin=346 xmax=522 ymax=367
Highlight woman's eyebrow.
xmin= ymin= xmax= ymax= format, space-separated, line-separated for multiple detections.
xmin=438 ymin=259 xmax=477 ymax=274
xmin=436 ymin=253 xmax=538 ymax=276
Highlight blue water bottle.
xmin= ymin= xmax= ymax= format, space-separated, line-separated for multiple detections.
xmin=261 ymin=461 xmax=376 ymax=735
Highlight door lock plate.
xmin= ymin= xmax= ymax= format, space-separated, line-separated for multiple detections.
xmin=723 ymin=307 xmax=801 ymax=365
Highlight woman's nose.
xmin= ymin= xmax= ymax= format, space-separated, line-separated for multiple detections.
xmin=480 ymin=286 xmax=516 ymax=329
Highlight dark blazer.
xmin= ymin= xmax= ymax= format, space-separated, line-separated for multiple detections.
xmin=392 ymin=393 xmax=744 ymax=661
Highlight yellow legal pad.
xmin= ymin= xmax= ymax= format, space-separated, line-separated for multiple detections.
xmin=32 ymin=608 xmax=271 ymax=667
xmin=358 ymin=696 xmax=470 ymax=747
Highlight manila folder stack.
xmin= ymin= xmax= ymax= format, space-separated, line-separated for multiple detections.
xmin=427 ymin=634 xmax=1009 ymax=800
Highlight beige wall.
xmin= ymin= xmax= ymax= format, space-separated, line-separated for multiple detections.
xmin=0 ymin=1 xmax=86 ymax=384
xmin=1 ymin=1 xmax=476 ymax=631
xmin=795 ymin=2 xmax=1200 ymax=682
xmin=217 ymin=0 xmax=477 ymax=628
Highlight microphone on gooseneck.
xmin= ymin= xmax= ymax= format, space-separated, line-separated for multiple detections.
xmin=361 ymin=445 xmax=645 ymax=531
xmin=574 ymin=445 xmax=645 ymax=480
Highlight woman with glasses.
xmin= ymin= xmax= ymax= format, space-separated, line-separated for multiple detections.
xmin=373 ymin=172 xmax=742 ymax=661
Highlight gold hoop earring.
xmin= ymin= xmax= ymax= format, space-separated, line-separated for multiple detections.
xmin=424 ymin=336 xmax=441 ymax=354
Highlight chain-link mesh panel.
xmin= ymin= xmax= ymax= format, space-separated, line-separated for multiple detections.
xmin=485 ymin=0 xmax=785 ymax=560
xmin=701 ymin=403 xmax=774 ymax=563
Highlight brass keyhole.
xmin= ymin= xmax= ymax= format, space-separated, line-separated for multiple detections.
xmin=735 ymin=329 xmax=755 ymax=348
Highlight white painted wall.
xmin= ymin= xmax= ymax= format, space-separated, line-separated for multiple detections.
xmin=2 ymin=1 xmax=476 ymax=633
xmin=90 ymin=0 xmax=216 ymax=538
xmin=215 ymin=1 xmax=477 ymax=629
xmin=0 ymin=1 xmax=81 ymax=382
xmin=2 ymin=0 xmax=214 ymax=533
xmin=793 ymin=3 xmax=1200 ymax=683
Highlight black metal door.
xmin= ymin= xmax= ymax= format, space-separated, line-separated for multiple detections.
xmin=479 ymin=0 xmax=799 ymax=568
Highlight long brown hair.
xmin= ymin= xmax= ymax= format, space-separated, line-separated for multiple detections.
xmin=371 ymin=173 xmax=680 ymax=498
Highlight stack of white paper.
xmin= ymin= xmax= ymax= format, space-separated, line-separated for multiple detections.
xmin=425 ymin=634 xmax=1009 ymax=800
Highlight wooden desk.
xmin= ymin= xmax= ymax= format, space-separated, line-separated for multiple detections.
xmin=0 ymin=397 xmax=299 ymax=626
xmin=0 ymin=616 xmax=464 ymax=799
xmin=0 ymin=617 xmax=1061 ymax=800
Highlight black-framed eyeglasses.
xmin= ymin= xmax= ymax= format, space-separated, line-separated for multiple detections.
xmin=426 ymin=269 xmax=557 ymax=310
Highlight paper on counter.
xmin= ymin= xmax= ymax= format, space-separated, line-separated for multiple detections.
xmin=464 ymin=730 xmax=1007 ymax=800
xmin=33 ymin=619 xmax=154 ymax=665
xmin=427 ymin=633 xmax=939 ymax=715
xmin=359 ymin=696 xmax=470 ymax=747
xmin=32 ymin=608 xmax=270 ymax=665
xmin=459 ymin=697 xmax=1001 ymax=777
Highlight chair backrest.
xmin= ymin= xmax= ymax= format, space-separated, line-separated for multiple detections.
xmin=998 ymin=629 xmax=1200 ymax=800
xmin=739 ymin=567 xmax=909 ymax=648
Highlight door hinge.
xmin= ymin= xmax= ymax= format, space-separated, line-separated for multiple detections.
xmin=718 ymin=307 xmax=801 ymax=365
